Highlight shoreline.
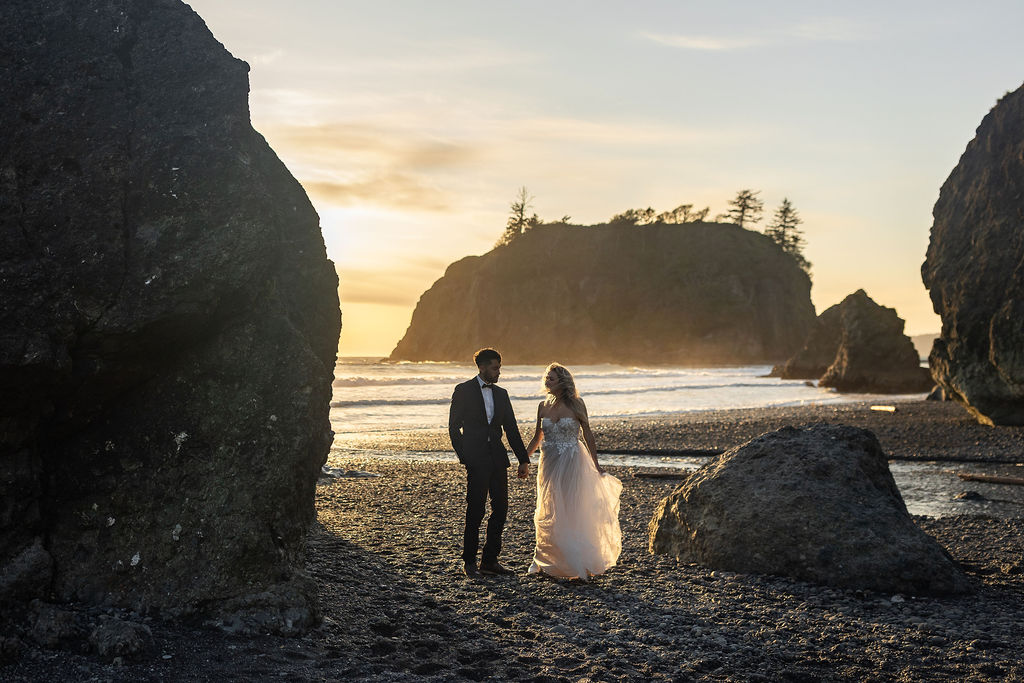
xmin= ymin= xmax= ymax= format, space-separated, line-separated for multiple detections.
xmin=334 ymin=399 xmax=1024 ymax=463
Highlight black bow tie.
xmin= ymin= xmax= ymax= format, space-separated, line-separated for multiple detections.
xmin=483 ymin=383 xmax=496 ymax=388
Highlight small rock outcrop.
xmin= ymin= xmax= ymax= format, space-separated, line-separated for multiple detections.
xmin=391 ymin=222 xmax=815 ymax=364
xmin=649 ymin=424 xmax=972 ymax=595
xmin=770 ymin=303 xmax=843 ymax=379
xmin=772 ymin=290 xmax=932 ymax=393
xmin=921 ymin=83 xmax=1024 ymax=426
xmin=1 ymin=0 xmax=340 ymax=631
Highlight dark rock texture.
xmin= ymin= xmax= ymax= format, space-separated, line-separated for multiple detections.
xmin=773 ymin=290 xmax=932 ymax=393
xmin=0 ymin=0 xmax=340 ymax=631
xmin=391 ymin=222 xmax=815 ymax=364
xmin=648 ymin=424 xmax=972 ymax=595
xmin=770 ymin=302 xmax=842 ymax=379
xmin=88 ymin=618 xmax=152 ymax=659
xmin=922 ymin=83 xmax=1024 ymax=426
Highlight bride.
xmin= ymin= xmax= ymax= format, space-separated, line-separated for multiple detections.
xmin=525 ymin=363 xmax=622 ymax=579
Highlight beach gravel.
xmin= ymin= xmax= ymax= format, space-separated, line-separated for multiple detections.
xmin=2 ymin=403 xmax=1023 ymax=681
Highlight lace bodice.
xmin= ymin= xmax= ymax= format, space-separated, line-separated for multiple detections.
xmin=542 ymin=416 xmax=581 ymax=454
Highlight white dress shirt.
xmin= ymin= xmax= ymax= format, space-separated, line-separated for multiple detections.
xmin=477 ymin=375 xmax=495 ymax=424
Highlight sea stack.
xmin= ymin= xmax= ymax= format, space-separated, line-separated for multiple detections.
xmin=922 ymin=82 xmax=1024 ymax=426
xmin=772 ymin=290 xmax=931 ymax=393
xmin=0 ymin=0 xmax=340 ymax=632
xmin=391 ymin=222 xmax=815 ymax=365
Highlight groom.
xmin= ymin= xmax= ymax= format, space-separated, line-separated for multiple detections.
xmin=449 ymin=348 xmax=530 ymax=577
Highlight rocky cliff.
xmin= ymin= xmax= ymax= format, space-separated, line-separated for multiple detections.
xmin=772 ymin=290 xmax=932 ymax=393
xmin=390 ymin=222 xmax=815 ymax=365
xmin=922 ymin=82 xmax=1024 ymax=426
xmin=0 ymin=0 xmax=340 ymax=632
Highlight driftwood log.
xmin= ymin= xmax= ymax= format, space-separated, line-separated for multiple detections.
xmin=957 ymin=473 xmax=1024 ymax=486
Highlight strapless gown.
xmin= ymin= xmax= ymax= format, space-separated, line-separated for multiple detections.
xmin=528 ymin=416 xmax=622 ymax=579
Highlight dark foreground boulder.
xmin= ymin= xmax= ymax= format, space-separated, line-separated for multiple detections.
xmin=772 ymin=290 xmax=931 ymax=393
xmin=649 ymin=424 xmax=972 ymax=595
xmin=922 ymin=83 xmax=1024 ymax=426
xmin=0 ymin=0 xmax=340 ymax=632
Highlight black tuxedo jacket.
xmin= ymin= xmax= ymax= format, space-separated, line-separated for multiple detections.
xmin=448 ymin=378 xmax=529 ymax=469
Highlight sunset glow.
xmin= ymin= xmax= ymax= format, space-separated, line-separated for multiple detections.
xmin=185 ymin=0 xmax=1024 ymax=356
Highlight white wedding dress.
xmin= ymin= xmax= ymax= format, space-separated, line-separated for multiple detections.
xmin=528 ymin=416 xmax=622 ymax=579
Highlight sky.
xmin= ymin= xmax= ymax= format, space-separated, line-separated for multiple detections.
xmin=185 ymin=0 xmax=1024 ymax=357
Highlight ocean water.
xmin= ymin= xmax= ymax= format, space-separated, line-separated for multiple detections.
xmin=329 ymin=358 xmax=1024 ymax=518
xmin=330 ymin=357 xmax=925 ymax=438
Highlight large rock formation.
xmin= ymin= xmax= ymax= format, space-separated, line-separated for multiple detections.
xmin=391 ymin=222 xmax=815 ymax=364
xmin=649 ymin=424 xmax=972 ymax=595
xmin=0 ymin=0 xmax=340 ymax=632
xmin=772 ymin=290 xmax=932 ymax=393
xmin=922 ymin=83 xmax=1024 ymax=426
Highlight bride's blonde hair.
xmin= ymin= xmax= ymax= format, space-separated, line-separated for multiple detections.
xmin=543 ymin=363 xmax=586 ymax=422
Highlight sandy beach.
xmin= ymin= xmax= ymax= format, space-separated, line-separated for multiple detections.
xmin=4 ymin=401 xmax=1024 ymax=681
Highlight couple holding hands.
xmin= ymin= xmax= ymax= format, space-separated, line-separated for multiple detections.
xmin=449 ymin=348 xmax=622 ymax=580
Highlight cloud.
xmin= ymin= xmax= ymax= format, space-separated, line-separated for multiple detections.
xmin=642 ymin=18 xmax=874 ymax=52
xmin=271 ymin=123 xmax=477 ymax=169
xmin=642 ymin=33 xmax=765 ymax=51
xmin=250 ymin=48 xmax=286 ymax=66
xmin=262 ymin=113 xmax=760 ymax=215
xmin=255 ymin=39 xmax=540 ymax=77
xmin=337 ymin=261 xmax=445 ymax=307
xmin=304 ymin=175 xmax=451 ymax=212
xmin=262 ymin=122 xmax=481 ymax=211
xmin=504 ymin=116 xmax=753 ymax=147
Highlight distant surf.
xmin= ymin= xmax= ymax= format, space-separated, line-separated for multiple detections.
xmin=331 ymin=357 xmax=927 ymax=436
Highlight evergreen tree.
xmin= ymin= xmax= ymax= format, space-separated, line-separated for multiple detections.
xmin=726 ymin=189 xmax=764 ymax=228
xmin=689 ymin=206 xmax=710 ymax=222
xmin=765 ymin=197 xmax=811 ymax=275
xmin=610 ymin=207 xmax=656 ymax=225
xmin=495 ymin=186 xmax=536 ymax=247
xmin=657 ymin=204 xmax=692 ymax=223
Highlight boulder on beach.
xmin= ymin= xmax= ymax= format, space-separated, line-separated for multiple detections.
xmin=0 ymin=0 xmax=340 ymax=632
xmin=648 ymin=424 xmax=973 ymax=595
xmin=772 ymin=290 xmax=932 ymax=393
xmin=390 ymin=221 xmax=815 ymax=365
xmin=922 ymin=82 xmax=1024 ymax=426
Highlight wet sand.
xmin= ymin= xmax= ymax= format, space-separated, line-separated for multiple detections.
xmin=336 ymin=399 xmax=1024 ymax=463
xmin=4 ymin=400 xmax=1024 ymax=681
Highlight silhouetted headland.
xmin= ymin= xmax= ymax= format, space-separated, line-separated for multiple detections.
xmin=391 ymin=221 xmax=815 ymax=365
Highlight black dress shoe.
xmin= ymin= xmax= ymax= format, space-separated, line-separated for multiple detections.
xmin=479 ymin=562 xmax=514 ymax=576
xmin=463 ymin=562 xmax=481 ymax=577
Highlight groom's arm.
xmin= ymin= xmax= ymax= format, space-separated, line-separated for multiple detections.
xmin=448 ymin=385 xmax=467 ymax=465
xmin=500 ymin=394 xmax=529 ymax=466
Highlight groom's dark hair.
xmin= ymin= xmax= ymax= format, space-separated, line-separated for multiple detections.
xmin=474 ymin=348 xmax=501 ymax=367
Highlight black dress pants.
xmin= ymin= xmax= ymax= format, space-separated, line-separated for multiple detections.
xmin=462 ymin=460 xmax=509 ymax=565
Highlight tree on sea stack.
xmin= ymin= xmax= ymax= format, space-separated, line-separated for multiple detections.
xmin=610 ymin=207 xmax=657 ymax=225
xmin=726 ymin=189 xmax=764 ymax=228
xmin=656 ymin=204 xmax=710 ymax=224
xmin=495 ymin=186 xmax=539 ymax=247
xmin=765 ymin=197 xmax=812 ymax=276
